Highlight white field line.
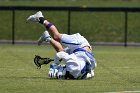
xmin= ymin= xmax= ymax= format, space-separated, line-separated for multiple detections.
xmin=105 ymin=90 xmax=140 ymax=93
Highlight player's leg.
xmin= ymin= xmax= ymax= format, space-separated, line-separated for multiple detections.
xmin=27 ymin=11 xmax=62 ymax=42
xmin=27 ymin=11 xmax=92 ymax=52
xmin=43 ymin=20 xmax=62 ymax=42
xmin=50 ymin=39 xmax=64 ymax=52
xmin=38 ymin=30 xmax=64 ymax=52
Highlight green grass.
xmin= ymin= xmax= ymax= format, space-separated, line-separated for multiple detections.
xmin=0 ymin=45 xmax=140 ymax=93
xmin=0 ymin=0 xmax=140 ymax=7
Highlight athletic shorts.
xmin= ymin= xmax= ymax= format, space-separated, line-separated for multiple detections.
xmin=60 ymin=33 xmax=91 ymax=54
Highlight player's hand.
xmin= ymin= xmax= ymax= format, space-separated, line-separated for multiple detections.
xmin=57 ymin=70 xmax=63 ymax=79
xmin=56 ymin=65 xmax=66 ymax=79
xmin=49 ymin=68 xmax=58 ymax=78
xmin=48 ymin=64 xmax=58 ymax=78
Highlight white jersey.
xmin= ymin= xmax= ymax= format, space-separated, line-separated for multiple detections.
xmin=54 ymin=33 xmax=97 ymax=79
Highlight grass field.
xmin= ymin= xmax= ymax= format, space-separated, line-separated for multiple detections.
xmin=0 ymin=0 xmax=140 ymax=7
xmin=0 ymin=44 xmax=139 ymax=93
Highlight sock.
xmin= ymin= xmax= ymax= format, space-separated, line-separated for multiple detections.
xmin=39 ymin=17 xmax=45 ymax=24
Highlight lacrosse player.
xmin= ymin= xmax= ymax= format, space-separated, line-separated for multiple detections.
xmin=27 ymin=11 xmax=97 ymax=79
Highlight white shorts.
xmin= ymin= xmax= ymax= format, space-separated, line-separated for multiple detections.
xmin=60 ymin=33 xmax=91 ymax=54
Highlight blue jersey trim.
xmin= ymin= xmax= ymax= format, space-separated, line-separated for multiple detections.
xmin=81 ymin=62 xmax=91 ymax=74
xmin=62 ymin=41 xmax=81 ymax=45
xmin=73 ymin=48 xmax=94 ymax=58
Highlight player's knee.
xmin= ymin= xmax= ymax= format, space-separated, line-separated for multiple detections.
xmin=53 ymin=36 xmax=60 ymax=41
xmin=53 ymin=34 xmax=62 ymax=41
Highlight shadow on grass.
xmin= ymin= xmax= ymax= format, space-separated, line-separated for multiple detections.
xmin=0 ymin=76 xmax=93 ymax=81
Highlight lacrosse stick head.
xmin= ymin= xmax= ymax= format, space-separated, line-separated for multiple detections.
xmin=34 ymin=55 xmax=54 ymax=69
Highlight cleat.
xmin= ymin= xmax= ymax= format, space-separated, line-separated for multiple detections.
xmin=27 ymin=11 xmax=44 ymax=23
xmin=38 ymin=31 xmax=52 ymax=45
